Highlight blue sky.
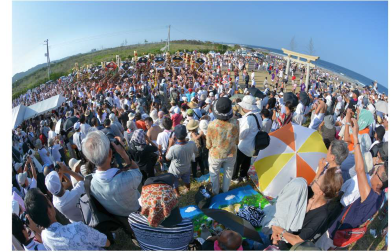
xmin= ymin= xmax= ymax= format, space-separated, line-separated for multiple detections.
xmin=13 ymin=1 xmax=388 ymax=86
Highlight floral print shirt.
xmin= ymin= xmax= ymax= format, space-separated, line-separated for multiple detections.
xmin=42 ymin=222 xmax=107 ymax=250
xmin=206 ymin=118 xmax=239 ymax=159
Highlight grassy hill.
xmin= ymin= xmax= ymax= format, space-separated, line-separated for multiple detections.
xmin=12 ymin=40 xmax=237 ymax=99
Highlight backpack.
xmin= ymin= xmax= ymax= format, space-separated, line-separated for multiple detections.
xmin=77 ymin=174 xmax=122 ymax=234
xmin=249 ymin=114 xmax=270 ymax=155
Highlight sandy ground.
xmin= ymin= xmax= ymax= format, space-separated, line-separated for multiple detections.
xmin=222 ymin=59 xmax=358 ymax=93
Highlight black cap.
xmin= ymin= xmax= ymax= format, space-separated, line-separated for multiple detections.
xmin=353 ymin=89 xmax=360 ymax=97
xmin=174 ymin=124 xmax=187 ymax=140
xmin=213 ymin=97 xmax=233 ymax=121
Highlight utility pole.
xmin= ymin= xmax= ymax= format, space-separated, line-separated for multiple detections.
xmin=44 ymin=39 xmax=51 ymax=80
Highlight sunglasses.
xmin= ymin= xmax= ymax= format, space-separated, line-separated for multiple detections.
xmin=374 ymin=164 xmax=385 ymax=183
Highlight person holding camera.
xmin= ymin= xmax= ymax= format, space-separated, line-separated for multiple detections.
xmin=82 ymin=130 xmax=141 ymax=217
xmin=24 ymin=188 xmax=111 ymax=250
xmin=45 ymin=162 xmax=84 ymax=223
xmin=12 ymin=213 xmax=47 ymax=251
xmin=18 ymin=156 xmax=38 ymax=197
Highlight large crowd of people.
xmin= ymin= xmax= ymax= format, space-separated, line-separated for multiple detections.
xmin=12 ymin=50 xmax=388 ymax=250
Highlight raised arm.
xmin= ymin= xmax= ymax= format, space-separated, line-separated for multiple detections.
xmin=344 ymin=108 xmax=353 ymax=144
xmin=351 ymin=118 xmax=371 ymax=202
xmin=28 ymin=157 xmax=37 ymax=180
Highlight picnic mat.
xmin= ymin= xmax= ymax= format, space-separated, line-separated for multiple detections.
xmin=179 ymin=185 xmax=270 ymax=238
xmin=194 ymin=168 xmax=224 ymax=183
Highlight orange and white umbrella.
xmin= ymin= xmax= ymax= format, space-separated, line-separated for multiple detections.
xmin=249 ymin=123 xmax=327 ymax=198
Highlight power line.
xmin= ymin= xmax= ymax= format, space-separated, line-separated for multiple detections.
xmin=50 ymin=26 xmax=167 ymax=48
xmin=171 ymin=26 xmax=199 ymax=41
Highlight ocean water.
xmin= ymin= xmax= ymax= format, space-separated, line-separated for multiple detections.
xmin=249 ymin=45 xmax=388 ymax=94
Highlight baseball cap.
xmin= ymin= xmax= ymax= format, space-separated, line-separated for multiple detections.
xmin=14 ymin=163 xmax=23 ymax=172
xmin=174 ymin=124 xmax=187 ymax=140
xmin=17 ymin=172 xmax=28 ymax=186
xmin=74 ymin=122 xmax=81 ymax=131
xmin=45 ymin=171 xmax=62 ymax=196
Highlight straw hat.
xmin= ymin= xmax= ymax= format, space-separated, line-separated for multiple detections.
xmin=186 ymin=120 xmax=199 ymax=131
xmin=188 ymin=101 xmax=198 ymax=109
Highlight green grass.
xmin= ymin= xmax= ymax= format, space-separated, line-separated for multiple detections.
xmin=12 ymin=41 xmax=232 ymax=99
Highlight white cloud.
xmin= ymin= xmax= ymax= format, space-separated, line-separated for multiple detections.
xmin=225 ymin=195 xmax=236 ymax=201
xmin=185 ymin=206 xmax=197 ymax=213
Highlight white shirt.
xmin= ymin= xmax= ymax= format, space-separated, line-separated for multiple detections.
xmin=238 ymin=112 xmax=263 ymax=157
xmin=340 ymin=174 xmax=371 ymax=207
xmin=53 ymin=181 xmax=85 ymax=223
xmin=261 ymin=118 xmax=272 ymax=133
xmin=80 ymin=123 xmax=91 ymax=137
xmin=42 ymin=222 xmax=107 ymax=251
xmin=73 ymin=132 xmax=85 ymax=151
xmin=23 ymin=239 xmax=46 ymax=251
xmin=48 ymin=130 xmax=57 ymax=140
xmin=49 ymin=144 xmax=62 ymax=163
xmin=157 ymin=130 xmax=173 ymax=152
xmin=38 ymin=148 xmax=53 ymax=166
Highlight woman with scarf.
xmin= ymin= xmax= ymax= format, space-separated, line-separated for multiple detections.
xmin=341 ymin=108 xmax=374 ymax=181
xmin=128 ymin=173 xmax=194 ymax=250
xmin=128 ymin=129 xmax=158 ymax=182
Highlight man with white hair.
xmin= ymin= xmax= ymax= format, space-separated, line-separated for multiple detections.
xmin=82 ymin=130 xmax=141 ymax=218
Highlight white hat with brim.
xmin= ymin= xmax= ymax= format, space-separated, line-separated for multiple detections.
xmin=128 ymin=113 xmax=135 ymax=120
xmin=69 ymin=158 xmax=82 ymax=172
xmin=238 ymin=95 xmax=259 ymax=111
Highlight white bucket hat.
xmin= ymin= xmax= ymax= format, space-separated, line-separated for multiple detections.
xmin=238 ymin=95 xmax=258 ymax=111
xmin=69 ymin=158 xmax=82 ymax=172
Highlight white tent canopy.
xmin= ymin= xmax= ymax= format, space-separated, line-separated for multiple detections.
xmin=12 ymin=105 xmax=27 ymax=129
xmin=23 ymin=95 xmax=66 ymax=121
xmin=12 ymin=95 xmax=67 ymax=128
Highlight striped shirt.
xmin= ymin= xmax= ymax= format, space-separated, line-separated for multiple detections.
xmin=128 ymin=213 xmax=194 ymax=250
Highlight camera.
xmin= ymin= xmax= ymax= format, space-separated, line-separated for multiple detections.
xmin=54 ymin=163 xmax=60 ymax=172
xmin=23 ymin=149 xmax=33 ymax=162
xmin=20 ymin=212 xmax=30 ymax=226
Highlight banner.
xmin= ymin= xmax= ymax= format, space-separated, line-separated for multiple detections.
xmin=154 ymin=56 xmax=165 ymax=70
xmin=172 ymin=55 xmax=184 ymax=69
xmin=137 ymin=56 xmax=148 ymax=69
xmin=195 ymin=58 xmax=205 ymax=72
